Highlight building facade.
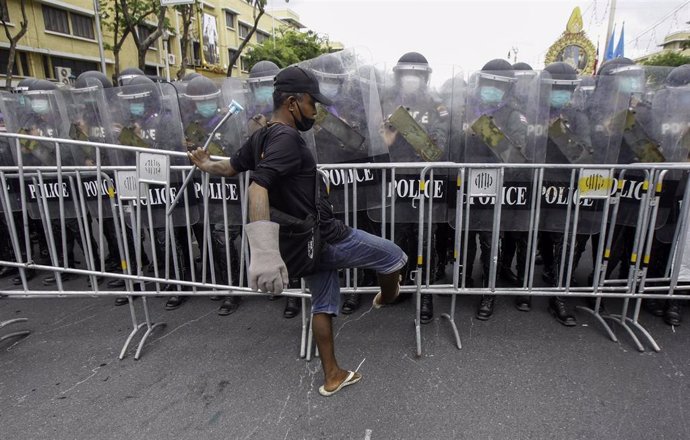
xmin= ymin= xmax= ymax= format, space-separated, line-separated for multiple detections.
xmin=0 ymin=0 xmax=308 ymax=87
xmin=634 ymin=29 xmax=690 ymax=64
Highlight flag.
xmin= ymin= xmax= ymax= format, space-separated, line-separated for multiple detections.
xmin=605 ymin=25 xmax=616 ymax=61
xmin=614 ymin=22 xmax=625 ymax=58
xmin=593 ymin=40 xmax=600 ymax=73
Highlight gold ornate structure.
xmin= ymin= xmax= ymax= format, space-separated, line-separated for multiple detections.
xmin=545 ymin=7 xmax=597 ymax=74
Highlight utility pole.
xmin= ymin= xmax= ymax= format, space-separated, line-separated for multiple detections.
xmin=605 ymin=0 xmax=618 ymax=52
xmin=93 ymin=0 xmax=107 ymax=74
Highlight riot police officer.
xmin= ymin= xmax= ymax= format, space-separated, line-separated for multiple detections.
xmin=183 ymin=75 xmax=243 ymax=315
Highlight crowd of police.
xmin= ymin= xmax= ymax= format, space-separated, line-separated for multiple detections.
xmin=0 ymin=48 xmax=689 ymax=330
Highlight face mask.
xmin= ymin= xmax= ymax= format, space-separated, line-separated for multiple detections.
xmin=129 ymin=102 xmax=145 ymax=117
xmin=254 ymin=86 xmax=273 ymax=104
xmin=400 ymin=76 xmax=422 ymax=95
xmin=619 ymin=77 xmax=644 ymax=94
xmin=31 ymin=99 xmax=50 ymax=115
xmin=321 ymin=82 xmax=339 ymax=99
xmin=293 ymin=101 xmax=315 ymax=132
xmin=550 ymin=90 xmax=572 ymax=108
xmin=479 ymin=86 xmax=504 ymax=104
xmin=196 ymin=102 xmax=218 ymax=118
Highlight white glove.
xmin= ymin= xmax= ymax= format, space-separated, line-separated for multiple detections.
xmin=245 ymin=221 xmax=289 ymax=294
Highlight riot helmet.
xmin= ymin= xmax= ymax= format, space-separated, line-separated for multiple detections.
xmin=476 ymin=58 xmax=515 ymax=104
xmin=118 ymin=67 xmax=145 ymax=86
xmin=25 ymin=80 xmax=58 ymax=115
xmin=544 ymin=62 xmax=580 ymax=108
xmin=512 ymin=62 xmax=533 ymax=72
xmin=598 ymin=57 xmax=644 ymax=94
xmin=665 ymin=64 xmax=690 ymax=88
xmin=393 ymin=52 xmax=432 ymax=95
xmin=248 ymin=60 xmax=279 ymax=105
xmin=75 ymin=71 xmax=113 ymax=91
xmin=117 ymin=75 xmax=160 ymax=118
xmin=15 ymin=77 xmax=37 ymax=93
xmin=184 ymin=75 xmax=221 ymax=118
xmin=311 ymin=55 xmax=346 ymax=100
xmin=181 ymin=72 xmax=202 ymax=82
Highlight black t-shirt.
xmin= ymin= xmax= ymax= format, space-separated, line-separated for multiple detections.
xmin=230 ymin=123 xmax=349 ymax=244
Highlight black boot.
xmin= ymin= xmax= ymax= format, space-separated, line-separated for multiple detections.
xmin=218 ymin=296 xmax=241 ymax=316
xmin=643 ymin=298 xmax=665 ymax=317
xmin=283 ymin=297 xmax=301 ymax=319
xmin=549 ymin=297 xmax=576 ymax=326
xmin=515 ymin=295 xmax=531 ymax=312
xmin=165 ymin=295 xmax=186 ymax=310
xmin=475 ymin=295 xmax=495 ymax=321
xmin=664 ymin=300 xmax=681 ymax=326
xmin=341 ymin=293 xmax=361 ymax=315
xmin=420 ymin=294 xmax=433 ymax=324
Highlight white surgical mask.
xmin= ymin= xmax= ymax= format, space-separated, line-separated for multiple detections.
xmin=321 ymin=82 xmax=339 ymax=99
xmin=400 ymin=76 xmax=422 ymax=94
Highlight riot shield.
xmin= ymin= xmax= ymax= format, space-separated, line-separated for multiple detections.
xmin=539 ymin=74 xmax=625 ymax=234
xmin=368 ymin=61 xmax=456 ymax=224
xmin=181 ymin=77 xmax=247 ymax=225
xmin=462 ymin=69 xmax=548 ymax=232
xmin=612 ymin=66 xmax=674 ymax=229
xmin=0 ymin=93 xmax=22 ymax=213
xmin=61 ymin=81 xmax=119 ymax=219
xmin=106 ymin=81 xmax=198 ymax=228
xmin=297 ymin=49 xmax=388 ymax=215
xmin=0 ymin=88 xmax=79 ymax=220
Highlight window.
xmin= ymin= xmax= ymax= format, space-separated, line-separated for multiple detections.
xmin=225 ymin=11 xmax=235 ymax=28
xmin=42 ymin=5 xmax=95 ymax=40
xmin=42 ymin=55 xmax=97 ymax=79
xmin=228 ymin=49 xmax=238 ymax=68
xmin=42 ymin=5 xmax=70 ymax=34
xmin=0 ymin=0 xmax=10 ymax=23
xmin=240 ymin=57 xmax=249 ymax=72
xmin=71 ymin=13 xmax=94 ymax=39
xmin=192 ymin=41 xmax=201 ymax=66
xmin=137 ymin=25 xmax=153 ymax=43
xmin=256 ymin=31 xmax=269 ymax=44
xmin=0 ymin=49 xmax=29 ymax=76
xmin=238 ymin=22 xmax=250 ymax=39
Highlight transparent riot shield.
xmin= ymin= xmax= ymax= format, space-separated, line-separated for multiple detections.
xmin=0 ymin=93 xmax=22 ymax=213
xmin=181 ymin=77 xmax=247 ymax=225
xmin=0 ymin=88 xmax=78 ymax=220
xmin=106 ymin=81 xmax=198 ymax=228
xmin=652 ymin=82 xmax=690 ymax=243
xmin=462 ymin=69 xmax=548 ymax=232
xmin=61 ymin=81 xmax=118 ymax=219
xmin=538 ymin=74 xmax=626 ymax=234
xmin=297 ymin=49 xmax=388 ymax=215
xmin=368 ymin=61 xmax=456 ymax=224
xmin=611 ymin=66 xmax=675 ymax=229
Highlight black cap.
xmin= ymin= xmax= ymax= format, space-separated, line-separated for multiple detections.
xmin=273 ymin=66 xmax=333 ymax=106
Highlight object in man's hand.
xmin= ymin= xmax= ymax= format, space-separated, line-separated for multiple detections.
xmin=387 ymin=105 xmax=443 ymax=161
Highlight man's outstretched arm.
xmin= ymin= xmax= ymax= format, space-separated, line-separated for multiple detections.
xmin=187 ymin=147 xmax=238 ymax=177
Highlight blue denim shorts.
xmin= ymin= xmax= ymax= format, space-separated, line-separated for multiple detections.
xmin=305 ymin=227 xmax=407 ymax=316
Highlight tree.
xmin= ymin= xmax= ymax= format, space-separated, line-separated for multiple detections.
xmin=175 ymin=2 xmax=197 ymax=80
xmin=119 ymin=0 xmax=171 ymax=71
xmin=100 ymin=0 xmax=131 ymax=81
xmin=642 ymin=51 xmax=690 ymax=67
xmin=1 ymin=0 xmax=29 ymax=89
xmin=226 ymin=0 xmax=266 ymax=77
xmin=244 ymin=27 xmax=331 ymax=71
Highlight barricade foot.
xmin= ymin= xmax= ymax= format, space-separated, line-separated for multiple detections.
xmin=306 ymin=316 xmax=314 ymax=362
xmin=0 ymin=318 xmax=30 ymax=343
xmin=119 ymin=322 xmax=146 ymax=360
xmin=575 ymin=305 xmax=618 ymax=343
xmin=134 ymin=322 xmax=167 ymax=360
xmin=626 ymin=317 xmax=661 ymax=352
xmin=300 ymin=298 xmax=308 ymax=359
xmin=415 ymin=319 xmax=422 ymax=357
xmin=440 ymin=313 xmax=462 ymax=349
xmin=605 ymin=314 xmax=645 ymax=352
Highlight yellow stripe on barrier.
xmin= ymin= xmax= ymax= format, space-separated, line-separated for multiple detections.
xmin=631 ymin=253 xmax=638 ymax=263
xmin=604 ymin=249 xmax=611 ymax=259
xmin=644 ymin=255 xmax=650 ymax=265
xmin=108 ymin=187 xmax=115 ymax=198
xmin=457 ymin=176 xmax=462 ymax=188
xmin=417 ymin=256 xmax=423 ymax=266
xmin=419 ymin=181 xmax=426 ymax=192
xmin=454 ymin=250 xmax=458 ymax=259
xmin=656 ymin=182 xmax=663 ymax=194
xmin=643 ymin=181 xmax=649 ymax=191
xmin=121 ymin=260 xmax=127 ymax=270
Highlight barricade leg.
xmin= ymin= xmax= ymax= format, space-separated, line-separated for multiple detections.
xmin=0 ymin=317 xmax=30 ymax=343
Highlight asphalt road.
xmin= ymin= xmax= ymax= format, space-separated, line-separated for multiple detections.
xmin=1 ymin=283 xmax=689 ymax=440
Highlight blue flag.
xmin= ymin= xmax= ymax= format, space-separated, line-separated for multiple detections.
xmin=614 ymin=23 xmax=625 ymax=58
xmin=605 ymin=25 xmax=616 ymax=61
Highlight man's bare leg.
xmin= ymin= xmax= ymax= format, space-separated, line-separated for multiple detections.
xmin=312 ymin=313 xmax=350 ymax=391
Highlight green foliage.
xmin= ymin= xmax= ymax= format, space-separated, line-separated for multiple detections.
xmin=244 ymin=28 xmax=331 ymax=70
xmin=642 ymin=51 xmax=690 ymax=67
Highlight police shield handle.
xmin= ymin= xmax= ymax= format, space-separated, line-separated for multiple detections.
xmin=623 ymin=110 xmax=665 ymax=163
xmin=548 ymin=117 xmax=592 ymax=164
xmin=18 ymin=128 xmax=56 ymax=165
xmin=166 ymin=99 xmax=244 ymax=216
xmin=118 ymin=125 xmax=151 ymax=149
xmin=314 ymin=104 xmax=366 ymax=152
xmin=470 ymin=114 xmax=528 ymax=163
xmin=387 ymin=105 xmax=443 ymax=162
xmin=184 ymin=122 xmax=226 ymax=157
